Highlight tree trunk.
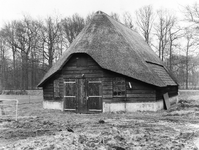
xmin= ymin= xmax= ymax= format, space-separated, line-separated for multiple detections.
xmin=12 ymin=47 xmax=16 ymax=89
xmin=185 ymin=41 xmax=189 ymax=90
xmin=25 ymin=53 xmax=29 ymax=90
xmin=21 ymin=56 xmax=24 ymax=90
xmin=169 ymin=40 xmax=173 ymax=71
xmin=48 ymin=44 xmax=53 ymax=68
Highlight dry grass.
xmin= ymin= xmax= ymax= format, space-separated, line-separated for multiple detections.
xmin=179 ymin=90 xmax=199 ymax=100
xmin=0 ymin=91 xmax=199 ymax=149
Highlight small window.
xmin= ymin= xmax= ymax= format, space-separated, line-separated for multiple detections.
xmin=54 ymin=79 xmax=60 ymax=97
xmin=113 ymin=78 xmax=126 ymax=97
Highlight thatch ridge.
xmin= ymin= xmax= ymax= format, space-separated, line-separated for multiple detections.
xmin=38 ymin=11 xmax=177 ymax=87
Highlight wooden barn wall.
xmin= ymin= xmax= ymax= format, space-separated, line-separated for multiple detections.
xmin=167 ymin=86 xmax=178 ymax=97
xmin=102 ymin=77 xmax=113 ymax=102
xmin=43 ymin=74 xmax=63 ymax=101
xmin=102 ymin=76 xmax=156 ymax=103
xmin=43 ymin=79 xmax=54 ymax=100
xmin=61 ymin=54 xmax=103 ymax=79
xmin=43 ymin=53 xmax=159 ymax=103
xmin=57 ymin=74 xmax=64 ymax=99
xmin=156 ymin=85 xmax=178 ymax=101
xmin=125 ymin=78 xmax=156 ymax=102
xmin=156 ymin=88 xmax=163 ymax=101
xmin=102 ymin=69 xmax=157 ymax=103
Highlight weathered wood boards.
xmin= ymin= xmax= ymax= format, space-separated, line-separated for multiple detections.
xmin=163 ymin=93 xmax=170 ymax=110
xmin=42 ymin=54 xmax=178 ymax=113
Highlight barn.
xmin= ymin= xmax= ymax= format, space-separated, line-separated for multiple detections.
xmin=38 ymin=11 xmax=178 ymax=113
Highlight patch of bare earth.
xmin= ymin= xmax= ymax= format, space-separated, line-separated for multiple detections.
xmin=1 ymin=95 xmax=199 ymax=149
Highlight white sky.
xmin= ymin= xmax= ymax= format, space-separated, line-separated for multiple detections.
xmin=0 ymin=0 xmax=197 ymax=28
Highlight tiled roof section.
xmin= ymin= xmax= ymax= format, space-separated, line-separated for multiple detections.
xmin=147 ymin=63 xmax=177 ymax=86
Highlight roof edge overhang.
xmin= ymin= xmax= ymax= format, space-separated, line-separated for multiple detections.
xmin=38 ymin=12 xmax=173 ymax=88
xmin=146 ymin=61 xmax=178 ymax=86
xmin=38 ymin=53 xmax=167 ymax=88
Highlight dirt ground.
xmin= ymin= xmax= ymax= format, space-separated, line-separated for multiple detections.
xmin=0 ymin=91 xmax=199 ymax=150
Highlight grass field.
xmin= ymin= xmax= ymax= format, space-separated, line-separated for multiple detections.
xmin=0 ymin=91 xmax=199 ymax=149
xmin=0 ymin=89 xmax=197 ymax=104
xmin=0 ymin=95 xmax=42 ymax=104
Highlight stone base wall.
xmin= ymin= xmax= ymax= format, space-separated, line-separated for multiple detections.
xmin=103 ymin=95 xmax=178 ymax=112
xmin=43 ymin=101 xmax=63 ymax=110
xmin=43 ymin=95 xmax=178 ymax=112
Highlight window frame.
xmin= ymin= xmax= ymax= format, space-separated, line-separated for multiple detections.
xmin=112 ymin=77 xmax=126 ymax=97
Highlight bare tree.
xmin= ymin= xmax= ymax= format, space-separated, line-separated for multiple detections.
xmin=61 ymin=14 xmax=85 ymax=45
xmin=167 ymin=20 xmax=182 ymax=71
xmin=28 ymin=20 xmax=43 ymax=89
xmin=0 ymin=29 xmax=14 ymax=90
xmin=110 ymin=12 xmax=120 ymax=22
xmin=183 ymin=2 xmax=199 ymax=47
xmin=85 ymin=12 xmax=95 ymax=25
xmin=41 ymin=17 xmax=62 ymax=68
xmin=136 ymin=5 xmax=155 ymax=44
xmin=0 ymin=35 xmax=7 ymax=90
xmin=183 ymin=28 xmax=198 ymax=89
xmin=189 ymin=56 xmax=199 ymax=89
xmin=184 ymin=2 xmax=199 ymax=24
xmin=122 ymin=12 xmax=136 ymax=30
xmin=0 ymin=15 xmax=67 ymax=90
xmin=5 ymin=16 xmax=43 ymax=90
xmin=1 ymin=19 xmax=44 ymax=90
xmin=154 ymin=9 xmax=176 ymax=61
xmin=1 ymin=22 xmax=19 ymax=89
xmin=14 ymin=18 xmax=34 ymax=89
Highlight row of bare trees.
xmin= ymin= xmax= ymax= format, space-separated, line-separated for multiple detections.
xmin=0 ymin=3 xmax=199 ymax=90
xmin=0 ymin=14 xmax=86 ymax=90
xmin=112 ymin=4 xmax=199 ymax=89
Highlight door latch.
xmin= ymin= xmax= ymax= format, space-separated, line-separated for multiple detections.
xmin=86 ymin=96 xmax=89 ymax=101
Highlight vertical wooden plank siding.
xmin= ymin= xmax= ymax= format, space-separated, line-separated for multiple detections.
xmin=87 ymin=78 xmax=102 ymax=111
xmin=64 ymin=79 xmax=77 ymax=110
xmin=43 ymin=75 xmax=63 ymax=101
xmin=43 ymin=54 xmax=159 ymax=106
xmin=43 ymin=81 xmax=54 ymax=100
xmin=77 ymin=79 xmax=87 ymax=113
xmin=102 ymin=78 xmax=113 ymax=102
xmin=125 ymin=79 xmax=156 ymax=102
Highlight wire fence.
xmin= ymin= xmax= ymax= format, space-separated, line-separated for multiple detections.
xmin=0 ymin=95 xmax=43 ymax=121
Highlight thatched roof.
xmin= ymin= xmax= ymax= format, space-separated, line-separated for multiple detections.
xmin=38 ymin=11 xmax=177 ymax=87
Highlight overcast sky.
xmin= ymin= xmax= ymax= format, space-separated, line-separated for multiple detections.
xmin=0 ymin=0 xmax=197 ymax=28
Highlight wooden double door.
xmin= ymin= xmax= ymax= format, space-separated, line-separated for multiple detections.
xmin=63 ymin=78 xmax=102 ymax=113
